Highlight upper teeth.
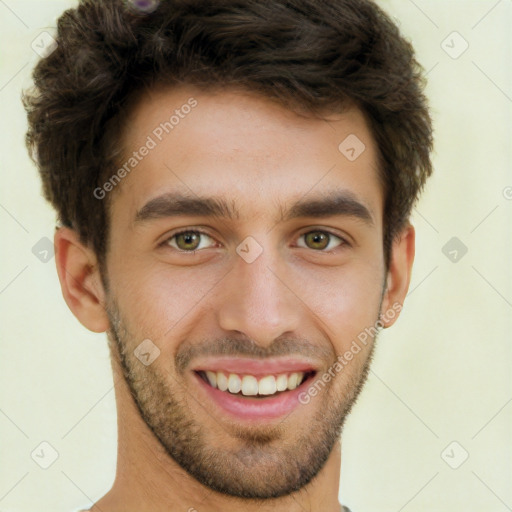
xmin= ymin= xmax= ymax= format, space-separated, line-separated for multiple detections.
xmin=203 ymin=371 xmax=306 ymax=396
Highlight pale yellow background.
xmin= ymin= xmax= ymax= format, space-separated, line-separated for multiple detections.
xmin=0 ymin=1 xmax=511 ymax=511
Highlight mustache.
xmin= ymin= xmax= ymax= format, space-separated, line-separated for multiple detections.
xmin=105 ymin=299 xmax=334 ymax=373
xmin=175 ymin=335 xmax=334 ymax=374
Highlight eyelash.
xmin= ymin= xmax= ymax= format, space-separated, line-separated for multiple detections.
xmin=161 ymin=228 xmax=350 ymax=253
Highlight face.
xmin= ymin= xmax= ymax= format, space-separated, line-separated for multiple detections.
xmin=101 ymin=85 xmax=388 ymax=499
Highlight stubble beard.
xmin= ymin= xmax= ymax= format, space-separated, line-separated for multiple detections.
xmin=105 ymin=298 xmax=378 ymax=500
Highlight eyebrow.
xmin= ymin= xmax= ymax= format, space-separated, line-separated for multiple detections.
xmin=134 ymin=190 xmax=374 ymax=226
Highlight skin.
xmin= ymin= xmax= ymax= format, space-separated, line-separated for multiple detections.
xmin=55 ymin=85 xmax=415 ymax=512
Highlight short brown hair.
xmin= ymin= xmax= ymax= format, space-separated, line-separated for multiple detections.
xmin=23 ymin=0 xmax=433 ymax=271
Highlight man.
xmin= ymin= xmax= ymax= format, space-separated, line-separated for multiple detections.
xmin=23 ymin=0 xmax=433 ymax=510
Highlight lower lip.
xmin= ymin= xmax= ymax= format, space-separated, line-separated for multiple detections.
xmin=193 ymin=371 xmax=316 ymax=422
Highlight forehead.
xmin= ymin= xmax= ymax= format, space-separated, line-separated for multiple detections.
xmin=111 ymin=85 xmax=383 ymax=226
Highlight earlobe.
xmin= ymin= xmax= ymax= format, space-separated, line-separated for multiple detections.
xmin=380 ymin=223 xmax=415 ymax=328
xmin=54 ymin=227 xmax=110 ymax=333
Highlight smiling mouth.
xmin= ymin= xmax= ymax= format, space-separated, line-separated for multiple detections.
xmin=195 ymin=370 xmax=317 ymax=399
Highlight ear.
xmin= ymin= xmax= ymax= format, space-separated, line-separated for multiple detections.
xmin=380 ymin=223 xmax=415 ymax=328
xmin=54 ymin=227 xmax=110 ymax=333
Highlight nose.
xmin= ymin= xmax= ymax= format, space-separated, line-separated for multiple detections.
xmin=216 ymin=243 xmax=301 ymax=347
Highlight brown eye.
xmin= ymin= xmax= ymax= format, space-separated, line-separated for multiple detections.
xmin=298 ymin=230 xmax=345 ymax=251
xmin=166 ymin=230 xmax=215 ymax=252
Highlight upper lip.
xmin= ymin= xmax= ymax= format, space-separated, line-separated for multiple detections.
xmin=192 ymin=357 xmax=319 ymax=377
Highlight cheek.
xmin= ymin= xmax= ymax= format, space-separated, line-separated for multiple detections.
xmin=110 ymin=260 xmax=224 ymax=340
xmin=297 ymin=261 xmax=384 ymax=347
